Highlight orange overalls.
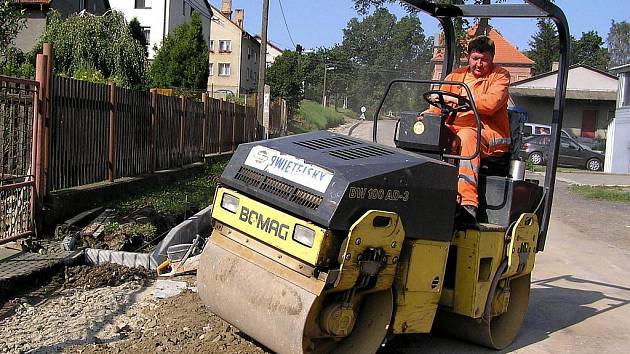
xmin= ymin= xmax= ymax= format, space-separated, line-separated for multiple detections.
xmin=429 ymin=65 xmax=511 ymax=207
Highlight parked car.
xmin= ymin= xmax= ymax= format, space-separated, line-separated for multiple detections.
xmin=523 ymin=122 xmax=593 ymax=149
xmin=520 ymin=135 xmax=604 ymax=171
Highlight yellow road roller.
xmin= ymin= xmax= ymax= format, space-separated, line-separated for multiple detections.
xmin=198 ymin=1 xmax=570 ymax=352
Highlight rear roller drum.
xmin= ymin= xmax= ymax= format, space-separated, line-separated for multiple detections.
xmin=435 ymin=273 xmax=531 ymax=350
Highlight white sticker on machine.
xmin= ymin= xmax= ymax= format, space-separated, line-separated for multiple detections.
xmin=244 ymin=145 xmax=334 ymax=193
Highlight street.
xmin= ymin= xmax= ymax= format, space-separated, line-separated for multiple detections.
xmin=347 ymin=120 xmax=630 ymax=353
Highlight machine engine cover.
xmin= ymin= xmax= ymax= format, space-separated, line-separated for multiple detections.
xmin=219 ymin=131 xmax=458 ymax=241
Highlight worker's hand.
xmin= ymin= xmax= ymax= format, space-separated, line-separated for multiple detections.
xmin=417 ymin=109 xmax=431 ymax=122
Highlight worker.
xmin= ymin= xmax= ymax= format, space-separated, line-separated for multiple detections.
xmin=422 ymin=35 xmax=511 ymax=221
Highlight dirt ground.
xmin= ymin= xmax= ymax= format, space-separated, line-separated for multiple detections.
xmin=0 ymin=263 xmax=267 ymax=354
xmin=64 ymin=289 xmax=268 ymax=354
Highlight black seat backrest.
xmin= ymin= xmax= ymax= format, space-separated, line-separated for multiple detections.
xmin=480 ymin=109 xmax=527 ymax=177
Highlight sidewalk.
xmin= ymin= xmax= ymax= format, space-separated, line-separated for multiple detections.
xmin=530 ymin=171 xmax=630 ymax=186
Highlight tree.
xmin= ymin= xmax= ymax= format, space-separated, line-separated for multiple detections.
xmin=266 ymin=50 xmax=303 ymax=114
xmin=38 ymin=10 xmax=147 ymax=87
xmin=608 ymin=20 xmax=630 ymax=67
xmin=338 ymin=8 xmax=433 ymax=112
xmin=0 ymin=0 xmax=26 ymax=68
xmin=571 ymin=31 xmax=608 ymax=71
xmin=148 ymin=12 xmax=208 ymax=90
xmin=128 ymin=17 xmax=149 ymax=58
xmin=526 ymin=19 xmax=559 ymax=75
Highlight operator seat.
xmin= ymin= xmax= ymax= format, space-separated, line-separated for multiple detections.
xmin=479 ymin=108 xmax=527 ymax=177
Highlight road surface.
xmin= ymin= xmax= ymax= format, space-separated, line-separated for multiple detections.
xmin=346 ymin=120 xmax=630 ymax=354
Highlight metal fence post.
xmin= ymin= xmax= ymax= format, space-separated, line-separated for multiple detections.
xmin=232 ymin=101 xmax=237 ymax=151
xmin=202 ymin=93 xmax=208 ymax=156
xmin=150 ymin=89 xmax=157 ymax=172
xmin=33 ymin=54 xmax=48 ymax=230
xmin=218 ymin=99 xmax=224 ymax=154
xmin=179 ymin=96 xmax=186 ymax=167
xmin=42 ymin=43 xmax=53 ymax=197
xmin=108 ymin=82 xmax=117 ymax=182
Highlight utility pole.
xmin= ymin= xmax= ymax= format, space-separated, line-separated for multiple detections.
xmin=257 ymin=0 xmax=270 ymax=138
xmin=322 ymin=64 xmax=327 ymax=107
xmin=322 ymin=66 xmax=335 ymax=107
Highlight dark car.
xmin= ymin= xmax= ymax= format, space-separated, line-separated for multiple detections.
xmin=520 ymin=135 xmax=604 ymax=171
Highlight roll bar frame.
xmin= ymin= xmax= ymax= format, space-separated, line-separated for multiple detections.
xmin=392 ymin=0 xmax=570 ymax=251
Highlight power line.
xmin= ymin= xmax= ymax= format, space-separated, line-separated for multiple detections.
xmin=277 ymin=0 xmax=296 ymax=48
xmin=185 ymin=0 xmax=212 ymax=21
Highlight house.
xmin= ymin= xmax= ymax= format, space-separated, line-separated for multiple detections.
xmin=109 ymin=0 xmax=213 ymax=59
xmin=605 ymin=64 xmax=630 ymax=173
xmin=254 ymin=35 xmax=284 ymax=67
xmin=12 ymin=0 xmax=111 ymax=53
xmin=431 ymin=25 xmax=534 ymax=83
xmin=206 ymin=0 xmax=260 ymax=95
xmin=510 ymin=64 xmax=618 ymax=141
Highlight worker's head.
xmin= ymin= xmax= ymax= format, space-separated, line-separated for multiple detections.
xmin=467 ymin=35 xmax=495 ymax=78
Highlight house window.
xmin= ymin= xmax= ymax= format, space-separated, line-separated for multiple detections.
xmin=135 ymin=0 xmax=152 ymax=9
xmin=141 ymin=26 xmax=150 ymax=44
xmin=219 ymin=40 xmax=231 ymax=53
xmin=209 ymin=40 xmax=214 ymax=52
xmin=247 ymin=47 xmax=251 ymax=60
xmin=219 ymin=63 xmax=231 ymax=76
xmin=208 ymin=63 xmax=213 ymax=75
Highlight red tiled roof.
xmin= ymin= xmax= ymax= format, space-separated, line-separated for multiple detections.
xmin=432 ymin=25 xmax=534 ymax=65
xmin=14 ymin=0 xmax=51 ymax=4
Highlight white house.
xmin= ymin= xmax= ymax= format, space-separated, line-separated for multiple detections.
xmin=109 ymin=0 xmax=213 ymax=59
xmin=254 ymin=35 xmax=284 ymax=67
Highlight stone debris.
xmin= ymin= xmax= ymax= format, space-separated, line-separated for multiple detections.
xmin=0 ymin=265 xmax=267 ymax=354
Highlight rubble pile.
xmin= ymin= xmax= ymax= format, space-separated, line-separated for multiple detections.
xmin=64 ymin=263 xmax=152 ymax=290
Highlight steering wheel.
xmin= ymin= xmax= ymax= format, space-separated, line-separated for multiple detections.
xmin=422 ymin=90 xmax=472 ymax=114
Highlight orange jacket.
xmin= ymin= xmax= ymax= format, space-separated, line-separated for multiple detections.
xmin=429 ymin=65 xmax=511 ymax=141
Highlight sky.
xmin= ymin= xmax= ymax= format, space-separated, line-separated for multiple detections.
xmin=208 ymin=0 xmax=629 ymax=52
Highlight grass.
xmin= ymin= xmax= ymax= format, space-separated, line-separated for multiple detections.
xmin=292 ymin=100 xmax=347 ymax=133
xmin=569 ymin=185 xmax=630 ymax=203
xmin=106 ymin=157 xmax=229 ymax=222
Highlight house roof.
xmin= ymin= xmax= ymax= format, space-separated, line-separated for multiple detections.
xmin=253 ymin=35 xmax=284 ymax=53
xmin=14 ymin=0 xmax=51 ymax=4
xmin=513 ymin=64 xmax=617 ymax=86
xmin=208 ymin=2 xmax=257 ymax=41
xmin=432 ymin=25 xmax=534 ymax=65
xmin=510 ymin=64 xmax=618 ymax=101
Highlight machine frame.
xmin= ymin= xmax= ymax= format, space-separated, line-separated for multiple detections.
xmin=375 ymin=0 xmax=570 ymax=251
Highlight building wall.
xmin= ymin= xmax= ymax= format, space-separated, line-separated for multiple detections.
xmin=207 ymin=12 xmax=242 ymax=94
xmin=109 ymin=0 xmax=211 ymax=59
xmin=510 ymin=96 xmax=615 ymax=139
xmin=13 ymin=11 xmax=46 ymax=52
xmin=239 ymin=35 xmax=260 ymax=93
xmin=13 ymin=0 xmax=109 ymax=53
xmin=266 ymin=45 xmax=282 ymax=67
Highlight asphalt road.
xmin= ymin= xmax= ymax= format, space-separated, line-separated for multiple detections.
xmin=346 ymin=120 xmax=630 ymax=354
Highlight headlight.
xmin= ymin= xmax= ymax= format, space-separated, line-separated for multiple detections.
xmin=293 ymin=225 xmax=315 ymax=248
xmin=221 ymin=194 xmax=239 ymax=214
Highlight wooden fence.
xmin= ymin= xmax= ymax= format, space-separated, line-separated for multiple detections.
xmin=48 ymin=76 xmax=261 ymax=191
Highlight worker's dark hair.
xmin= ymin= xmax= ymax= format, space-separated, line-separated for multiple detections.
xmin=468 ymin=35 xmax=495 ymax=56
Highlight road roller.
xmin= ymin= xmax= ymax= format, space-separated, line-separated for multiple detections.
xmin=198 ymin=1 xmax=570 ymax=352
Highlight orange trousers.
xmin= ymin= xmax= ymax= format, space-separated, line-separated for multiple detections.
xmin=449 ymin=125 xmax=510 ymax=207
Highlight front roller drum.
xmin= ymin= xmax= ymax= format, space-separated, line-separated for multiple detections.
xmin=197 ymin=232 xmax=393 ymax=354
xmin=435 ymin=273 xmax=531 ymax=350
